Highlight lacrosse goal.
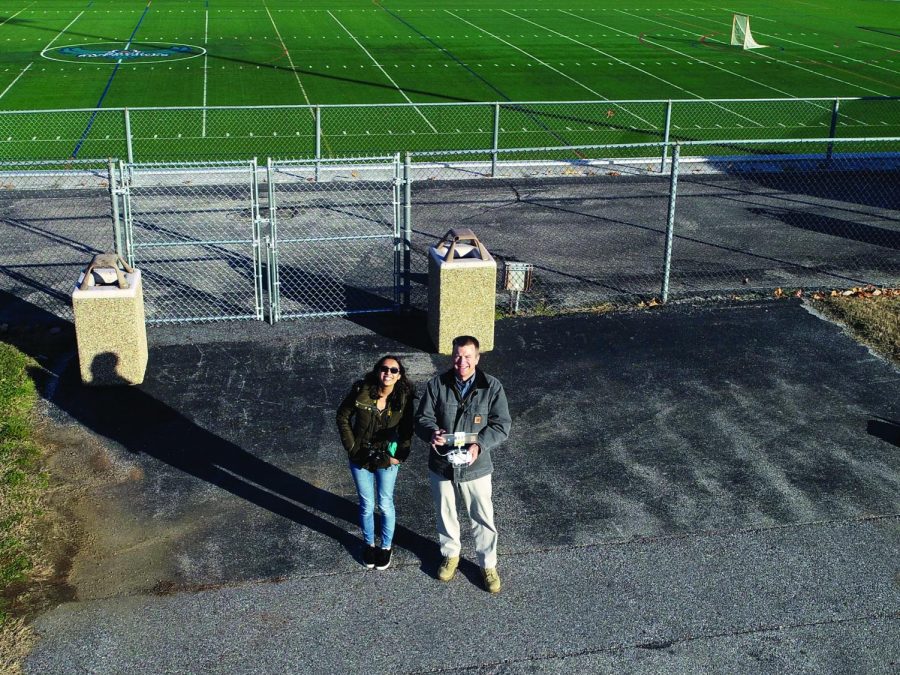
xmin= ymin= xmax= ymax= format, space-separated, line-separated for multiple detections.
xmin=731 ymin=14 xmax=767 ymax=49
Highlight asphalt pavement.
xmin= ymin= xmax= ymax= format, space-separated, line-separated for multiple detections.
xmin=11 ymin=298 xmax=900 ymax=673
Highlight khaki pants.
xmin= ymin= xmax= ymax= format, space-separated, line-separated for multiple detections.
xmin=429 ymin=471 xmax=498 ymax=569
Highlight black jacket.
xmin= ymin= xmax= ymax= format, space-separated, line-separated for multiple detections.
xmin=336 ymin=380 xmax=414 ymax=470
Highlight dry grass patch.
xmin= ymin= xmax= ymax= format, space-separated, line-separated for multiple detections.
xmin=811 ymin=288 xmax=900 ymax=364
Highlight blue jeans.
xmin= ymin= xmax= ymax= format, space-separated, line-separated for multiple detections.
xmin=349 ymin=462 xmax=400 ymax=548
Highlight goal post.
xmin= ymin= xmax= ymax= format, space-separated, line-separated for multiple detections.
xmin=731 ymin=14 xmax=766 ymax=49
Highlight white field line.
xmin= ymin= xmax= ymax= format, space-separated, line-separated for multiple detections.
xmin=203 ymin=8 xmax=209 ymax=137
xmin=612 ymin=10 xmax=870 ymax=127
xmin=606 ymin=8 xmax=868 ymax=124
xmin=42 ymin=10 xmax=84 ymax=51
xmin=577 ymin=9 xmax=802 ymax=103
xmin=447 ymin=10 xmax=657 ymax=130
xmin=327 ymin=10 xmax=437 ymax=132
xmin=858 ymin=40 xmax=899 ymax=52
xmin=506 ymin=9 xmax=763 ymax=128
xmin=0 ymin=63 xmax=32 ymax=101
xmin=716 ymin=6 xmax=777 ymax=23
xmin=265 ymin=1 xmax=313 ymax=109
xmin=0 ymin=4 xmax=34 ymax=27
xmin=670 ymin=9 xmax=889 ymax=95
xmin=753 ymin=32 xmax=900 ymax=76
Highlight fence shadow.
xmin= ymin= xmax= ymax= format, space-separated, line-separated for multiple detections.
xmin=345 ymin=307 xmax=434 ymax=353
xmin=747 ymin=207 xmax=900 ymax=251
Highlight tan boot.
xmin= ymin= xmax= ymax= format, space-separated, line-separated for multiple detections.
xmin=437 ymin=556 xmax=460 ymax=581
xmin=482 ymin=567 xmax=501 ymax=594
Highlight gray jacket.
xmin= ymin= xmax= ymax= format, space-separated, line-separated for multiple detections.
xmin=415 ymin=368 xmax=511 ymax=481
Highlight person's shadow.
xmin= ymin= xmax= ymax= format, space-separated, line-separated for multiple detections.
xmin=1 ymin=290 xmax=488 ymax=587
xmin=57 ymin=350 xmax=437 ymax=575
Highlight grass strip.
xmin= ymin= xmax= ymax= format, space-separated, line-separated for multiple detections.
xmin=812 ymin=289 xmax=900 ymax=364
xmin=0 ymin=343 xmax=47 ymax=675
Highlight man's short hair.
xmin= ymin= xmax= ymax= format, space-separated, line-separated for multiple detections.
xmin=452 ymin=335 xmax=480 ymax=351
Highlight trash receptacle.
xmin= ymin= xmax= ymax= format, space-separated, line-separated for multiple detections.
xmin=72 ymin=253 xmax=148 ymax=386
xmin=428 ymin=228 xmax=496 ymax=354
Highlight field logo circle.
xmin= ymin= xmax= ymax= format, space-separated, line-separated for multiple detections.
xmin=42 ymin=42 xmax=205 ymax=65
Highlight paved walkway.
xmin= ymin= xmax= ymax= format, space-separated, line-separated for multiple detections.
xmin=16 ymin=299 xmax=900 ymax=673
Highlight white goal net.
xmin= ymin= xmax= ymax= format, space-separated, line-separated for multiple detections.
xmin=731 ymin=14 xmax=766 ymax=49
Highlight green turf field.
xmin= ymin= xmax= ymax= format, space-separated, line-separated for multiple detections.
xmin=0 ymin=0 xmax=898 ymax=160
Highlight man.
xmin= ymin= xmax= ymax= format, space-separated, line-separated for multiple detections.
xmin=415 ymin=335 xmax=511 ymax=594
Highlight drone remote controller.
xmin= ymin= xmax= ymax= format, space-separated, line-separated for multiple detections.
xmin=443 ymin=432 xmax=478 ymax=467
xmin=446 ymin=447 xmax=471 ymax=467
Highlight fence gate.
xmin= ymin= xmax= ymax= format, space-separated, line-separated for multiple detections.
xmin=117 ymin=160 xmax=264 ymax=323
xmin=267 ymin=156 xmax=401 ymax=320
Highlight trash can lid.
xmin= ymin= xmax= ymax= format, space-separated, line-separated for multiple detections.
xmin=433 ymin=228 xmax=491 ymax=261
xmin=78 ymin=252 xmax=135 ymax=291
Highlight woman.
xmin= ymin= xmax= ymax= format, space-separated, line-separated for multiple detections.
xmin=336 ymin=355 xmax=414 ymax=570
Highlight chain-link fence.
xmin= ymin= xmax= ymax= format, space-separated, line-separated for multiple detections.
xmin=665 ymin=139 xmax=900 ymax=300
xmin=2 ymin=97 xmax=897 ymax=163
xmin=0 ymin=138 xmax=896 ymax=324
xmin=267 ymin=157 xmax=400 ymax=320
xmin=0 ymin=159 xmax=114 ymax=320
xmin=407 ymin=138 xmax=900 ymax=315
xmin=118 ymin=161 xmax=264 ymax=323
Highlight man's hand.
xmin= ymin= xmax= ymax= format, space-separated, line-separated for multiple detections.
xmin=431 ymin=429 xmax=447 ymax=447
xmin=468 ymin=443 xmax=480 ymax=463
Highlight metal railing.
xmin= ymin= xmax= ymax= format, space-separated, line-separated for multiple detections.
xmin=1 ymin=96 xmax=897 ymax=164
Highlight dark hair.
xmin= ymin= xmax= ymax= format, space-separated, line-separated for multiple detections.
xmin=364 ymin=355 xmax=412 ymax=410
xmin=452 ymin=335 xmax=480 ymax=351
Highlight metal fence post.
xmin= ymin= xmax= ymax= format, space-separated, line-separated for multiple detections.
xmin=123 ymin=108 xmax=134 ymax=163
xmin=108 ymin=159 xmax=123 ymax=255
xmin=389 ymin=154 xmax=400 ymax=310
xmin=403 ymin=153 xmax=412 ymax=309
xmin=661 ymin=144 xmax=680 ymax=303
xmin=491 ymin=103 xmax=500 ymax=177
xmin=266 ymin=158 xmax=280 ymax=323
xmin=251 ymin=158 xmax=264 ymax=321
xmin=314 ymin=105 xmax=321 ymax=181
xmin=118 ymin=160 xmax=135 ymax=267
xmin=660 ymin=99 xmax=673 ymax=173
xmin=826 ymin=98 xmax=840 ymax=161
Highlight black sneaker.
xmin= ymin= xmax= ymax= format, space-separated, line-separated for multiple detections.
xmin=363 ymin=545 xmax=377 ymax=569
xmin=375 ymin=547 xmax=392 ymax=570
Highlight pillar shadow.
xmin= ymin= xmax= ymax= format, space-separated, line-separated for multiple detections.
xmin=2 ymin=292 xmax=437 ymax=578
xmin=58 ymin=360 xmax=435 ymax=569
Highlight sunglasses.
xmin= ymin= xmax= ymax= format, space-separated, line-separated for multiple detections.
xmin=379 ymin=366 xmax=400 ymax=374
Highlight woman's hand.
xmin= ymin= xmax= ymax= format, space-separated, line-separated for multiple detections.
xmin=389 ymin=457 xmax=400 ymax=465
